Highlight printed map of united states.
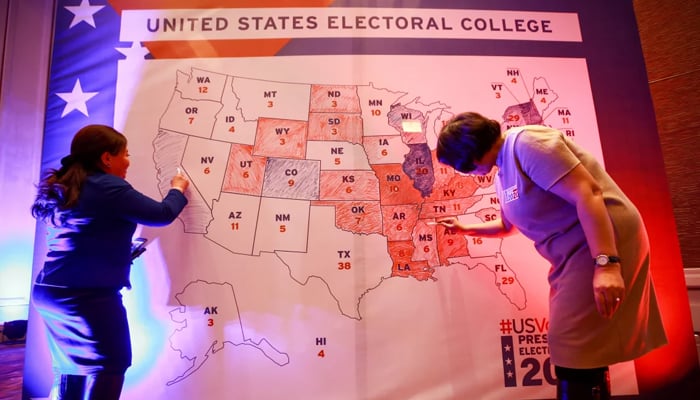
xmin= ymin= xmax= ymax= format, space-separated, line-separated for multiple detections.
xmin=155 ymin=67 xmax=528 ymax=322
xmin=152 ymin=65 xmax=576 ymax=383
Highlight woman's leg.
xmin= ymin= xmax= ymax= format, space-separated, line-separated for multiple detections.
xmin=85 ymin=373 xmax=125 ymax=400
xmin=555 ymin=366 xmax=611 ymax=400
xmin=50 ymin=374 xmax=86 ymax=400
xmin=33 ymin=285 xmax=131 ymax=399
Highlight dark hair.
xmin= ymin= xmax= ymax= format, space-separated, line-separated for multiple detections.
xmin=31 ymin=125 xmax=127 ymax=225
xmin=436 ymin=112 xmax=501 ymax=173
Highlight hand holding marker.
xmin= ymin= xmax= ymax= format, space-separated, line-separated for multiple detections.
xmin=171 ymin=166 xmax=190 ymax=193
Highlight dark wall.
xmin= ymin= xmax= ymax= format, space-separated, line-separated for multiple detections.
xmin=633 ymin=1 xmax=700 ymax=269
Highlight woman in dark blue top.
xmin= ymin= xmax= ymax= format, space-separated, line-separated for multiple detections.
xmin=31 ymin=124 xmax=189 ymax=400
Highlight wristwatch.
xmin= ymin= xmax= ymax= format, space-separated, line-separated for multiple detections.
xmin=594 ymin=254 xmax=621 ymax=266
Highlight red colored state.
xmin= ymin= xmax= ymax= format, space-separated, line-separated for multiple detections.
xmin=430 ymin=150 xmax=455 ymax=189
xmin=388 ymin=241 xmax=434 ymax=281
xmin=436 ymin=226 xmax=469 ymax=266
xmin=419 ymin=197 xmax=483 ymax=220
xmin=473 ymin=169 xmax=497 ymax=189
xmin=430 ymin=149 xmax=498 ymax=198
xmin=427 ymin=167 xmax=481 ymax=202
xmin=307 ymin=112 xmax=363 ymax=144
xmin=222 ymin=144 xmax=267 ymax=196
xmin=319 ymin=170 xmax=380 ymax=201
xmin=381 ymin=204 xmax=419 ymax=241
xmin=311 ymin=200 xmax=382 ymax=235
xmin=412 ymin=221 xmax=439 ymax=267
xmin=371 ymin=164 xmax=425 ymax=206
xmin=309 ymin=85 xmax=361 ymax=113
xmin=253 ymin=117 xmax=308 ymax=159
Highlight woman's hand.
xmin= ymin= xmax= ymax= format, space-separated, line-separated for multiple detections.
xmin=171 ymin=169 xmax=190 ymax=193
xmin=435 ymin=216 xmax=460 ymax=229
xmin=435 ymin=217 xmax=510 ymax=237
xmin=592 ymin=264 xmax=625 ymax=318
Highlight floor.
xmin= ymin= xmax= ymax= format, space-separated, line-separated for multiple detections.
xmin=2 ymin=340 xmax=700 ymax=399
xmin=0 ymin=341 xmax=24 ymax=400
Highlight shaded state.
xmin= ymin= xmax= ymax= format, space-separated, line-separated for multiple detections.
xmin=418 ymin=197 xmax=483 ymax=221
xmin=436 ymin=225 xmax=469 ymax=267
xmin=371 ymin=164 xmax=424 ymax=206
xmin=425 ymin=152 xmax=483 ymax=201
xmin=252 ymin=117 xmax=309 ymax=160
xmin=222 ymin=143 xmax=267 ymax=196
xmin=473 ymin=171 xmax=497 ymax=189
xmin=261 ymin=158 xmax=320 ymax=201
xmin=319 ymin=170 xmax=380 ymax=201
xmin=387 ymin=240 xmax=433 ymax=281
xmin=401 ymin=143 xmax=435 ymax=198
xmin=381 ymin=204 xmax=420 ymax=241
xmin=502 ymin=99 xmax=543 ymax=129
xmin=154 ymin=129 xmax=213 ymax=234
xmin=307 ymin=112 xmax=364 ymax=144
xmin=311 ymin=200 xmax=383 ymax=235
xmin=309 ymin=84 xmax=362 ymax=114
xmin=411 ymin=220 xmax=439 ymax=267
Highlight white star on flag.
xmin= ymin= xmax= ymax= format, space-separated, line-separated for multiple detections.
xmin=65 ymin=0 xmax=105 ymax=29
xmin=116 ymin=42 xmax=151 ymax=60
xmin=56 ymin=79 xmax=98 ymax=117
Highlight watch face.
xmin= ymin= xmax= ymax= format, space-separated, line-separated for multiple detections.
xmin=595 ymin=255 xmax=609 ymax=265
xmin=594 ymin=254 xmax=620 ymax=266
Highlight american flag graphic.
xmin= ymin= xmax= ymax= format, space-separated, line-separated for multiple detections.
xmin=501 ymin=335 xmax=517 ymax=387
xmin=44 ymin=0 xmax=333 ymax=172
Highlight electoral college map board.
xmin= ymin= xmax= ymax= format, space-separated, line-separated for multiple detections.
xmin=112 ymin=55 xmax=638 ymax=399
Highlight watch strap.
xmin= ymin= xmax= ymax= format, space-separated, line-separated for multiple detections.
xmin=593 ymin=254 xmax=621 ymax=266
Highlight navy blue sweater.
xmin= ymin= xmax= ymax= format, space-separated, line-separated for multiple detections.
xmin=36 ymin=172 xmax=188 ymax=288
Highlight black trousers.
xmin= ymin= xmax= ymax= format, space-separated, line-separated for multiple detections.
xmin=53 ymin=373 xmax=125 ymax=400
xmin=556 ymin=366 xmax=611 ymax=400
